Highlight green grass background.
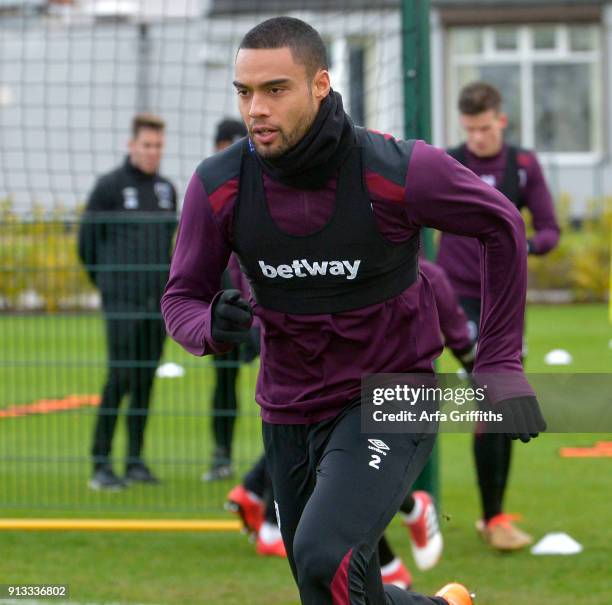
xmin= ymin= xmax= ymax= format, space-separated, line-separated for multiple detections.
xmin=1 ymin=304 xmax=611 ymax=604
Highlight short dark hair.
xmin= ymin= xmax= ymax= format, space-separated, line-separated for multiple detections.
xmin=215 ymin=118 xmax=247 ymax=145
xmin=238 ymin=17 xmax=328 ymax=79
xmin=458 ymin=82 xmax=503 ymax=115
xmin=132 ymin=113 xmax=165 ymax=138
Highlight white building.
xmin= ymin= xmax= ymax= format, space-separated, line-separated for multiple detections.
xmin=207 ymin=0 xmax=611 ymax=215
xmin=0 ymin=0 xmax=609 ymax=214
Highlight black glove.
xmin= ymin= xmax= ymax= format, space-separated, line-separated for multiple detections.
xmin=452 ymin=343 xmax=477 ymax=374
xmin=496 ymin=396 xmax=547 ymax=443
xmin=211 ymin=289 xmax=253 ymax=344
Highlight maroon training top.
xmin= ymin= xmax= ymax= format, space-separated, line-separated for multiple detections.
xmin=437 ymin=144 xmax=560 ymax=299
xmin=162 ymin=135 xmax=533 ymax=423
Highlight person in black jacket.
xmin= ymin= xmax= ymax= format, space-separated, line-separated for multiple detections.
xmin=78 ymin=113 xmax=177 ymax=490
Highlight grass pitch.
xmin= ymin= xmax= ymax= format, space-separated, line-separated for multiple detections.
xmin=1 ymin=304 xmax=611 ymax=604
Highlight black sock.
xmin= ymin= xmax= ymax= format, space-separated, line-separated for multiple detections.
xmin=264 ymin=490 xmax=277 ymax=525
xmin=474 ymin=433 xmax=513 ymax=521
xmin=211 ymin=350 xmax=239 ymax=461
xmin=399 ymin=493 xmax=415 ymax=516
xmin=243 ymin=455 xmax=268 ymax=498
xmin=377 ymin=534 xmax=396 ymax=567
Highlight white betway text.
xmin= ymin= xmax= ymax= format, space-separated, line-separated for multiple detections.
xmin=258 ymin=259 xmax=361 ymax=280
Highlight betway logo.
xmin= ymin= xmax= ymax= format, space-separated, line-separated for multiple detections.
xmin=258 ymin=259 xmax=361 ymax=280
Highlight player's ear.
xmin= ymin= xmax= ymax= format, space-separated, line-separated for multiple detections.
xmin=498 ymin=112 xmax=509 ymax=130
xmin=312 ymin=69 xmax=330 ymax=100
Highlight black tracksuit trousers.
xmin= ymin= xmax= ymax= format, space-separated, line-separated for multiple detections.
xmin=92 ymin=313 xmax=166 ymax=468
xmin=263 ymin=402 xmax=446 ymax=605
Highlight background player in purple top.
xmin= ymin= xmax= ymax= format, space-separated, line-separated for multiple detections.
xmin=437 ymin=82 xmax=560 ymax=552
xmin=202 ymin=118 xmax=250 ymax=483
xmin=206 ymin=120 xmax=287 ymax=555
xmin=162 ymin=17 xmax=545 ymax=605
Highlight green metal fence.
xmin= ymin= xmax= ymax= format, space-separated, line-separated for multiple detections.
xmin=0 ymin=0 xmax=415 ymax=516
xmin=0 ymin=214 xmax=263 ymax=514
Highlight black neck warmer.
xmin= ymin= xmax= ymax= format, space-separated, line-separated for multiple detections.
xmin=254 ymin=89 xmax=355 ymax=191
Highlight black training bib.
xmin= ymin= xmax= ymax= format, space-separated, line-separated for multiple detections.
xmin=447 ymin=144 xmax=524 ymax=209
xmin=233 ymin=135 xmax=419 ymax=314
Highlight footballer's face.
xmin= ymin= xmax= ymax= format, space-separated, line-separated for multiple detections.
xmin=234 ymin=47 xmax=330 ymax=159
xmin=460 ymin=109 xmax=508 ymax=158
xmin=129 ymin=127 xmax=164 ymax=175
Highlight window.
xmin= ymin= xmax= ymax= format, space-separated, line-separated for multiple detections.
xmin=447 ymin=24 xmax=602 ymax=157
xmin=494 ymin=27 xmax=518 ymax=51
xmin=327 ymin=37 xmax=371 ymax=128
xmin=533 ymin=26 xmax=556 ymax=50
xmin=348 ymin=42 xmax=365 ymax=126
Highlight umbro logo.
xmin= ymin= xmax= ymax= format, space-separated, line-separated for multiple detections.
xmin=368 ymin=439 xmax=389 ymax=451
xmin=367 ymin=439 xmax=390 ymax=471
xmin=367 ymin=438 xmax=390 ymax=457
